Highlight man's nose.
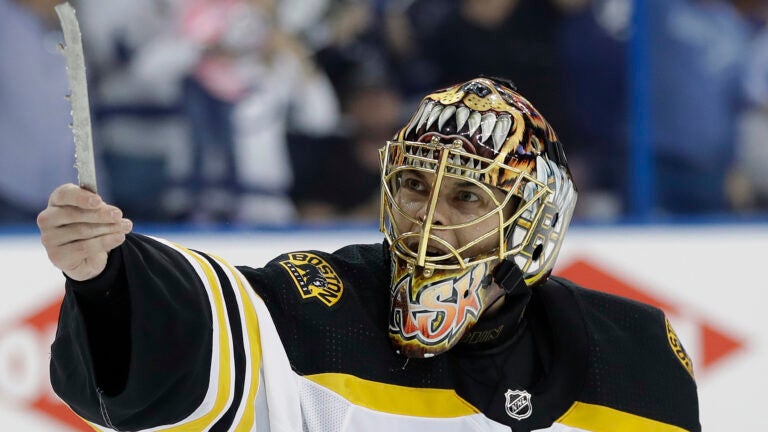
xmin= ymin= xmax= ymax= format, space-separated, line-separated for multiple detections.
xmin=415 ymin=196 xmax=448 ymax=228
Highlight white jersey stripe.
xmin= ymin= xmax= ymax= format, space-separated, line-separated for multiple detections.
xmin=149 ymin=240 xmax=235 ymax=431
xmin=73 ymin=240 xmax=236 ymax=432
xmin=212 ymin=256 xmax=265 ymax=431
xmin=247 ymin=286 xmax=303 ymax=431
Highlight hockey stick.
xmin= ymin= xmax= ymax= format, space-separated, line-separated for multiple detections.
xmin=55 ymin=2 xmax=98 ymax=193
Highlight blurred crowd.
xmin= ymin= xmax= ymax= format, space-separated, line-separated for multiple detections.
xmin=2 ymin=0 xmax=768 ymax=226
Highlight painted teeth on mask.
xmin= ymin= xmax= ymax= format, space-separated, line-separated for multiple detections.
xmin=536 ymin=156 xmax=548 ymax=185
xmin=467 ymin=111 xmax=482 ymax=136
xmin=438 ymin=105 xmax=456 ymax=131
xmin=521 ymin=182 xmax=537 ymax=219
xmin=426 ymin=105 xmax=443 ymax=130
xmin=480 ymin=113 xmax=497 ymax=145
xmin=451 ymin=153 xmax=462 ymax=174
xmin=416 ymin=101 xmax=434 ymax=134
xmin=466 ymin=159 xmax=482 ymax=181
xmin=455 ymin=106 xmax=470 ymax=131
xmin=413 ymin=103 xmax=512 ymax=163
xmin=523 ymin=181 xmax=536 ymax=202
xmin=412 ymin=148 xmax=434 ymax=170
xmin=405 ymin=102 xmax=427 ymax=138
xmin=548 ymin=159 xmax=562 ymax=205
xmin=409 ymin=147 xmax=421 ymax=168
xmin=493 ymin=115 xmax=512 ymax=152
xmin=522 ymin=181 xmax=540 ymax=219
xmin=460 ymin=158 xmax=472 ymax=179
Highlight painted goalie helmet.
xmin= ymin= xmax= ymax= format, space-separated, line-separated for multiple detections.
xmin=380 ymin=77 xmax=577 ymax=358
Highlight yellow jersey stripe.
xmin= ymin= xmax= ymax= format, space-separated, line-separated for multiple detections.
xmin=214 ymin=257 xmax=264 ymax=432
xmin=74 ymin=245 xmax=239 ymax=432
xmin=84 ymin=420 xmax=103 ymax=431
xmin=154 ymin=245 xmax=234 ymax=431
xmin=306 ymin=373 xmax=479 ymax=418
xmin=557 ymin=401 xmax=689 ymax=432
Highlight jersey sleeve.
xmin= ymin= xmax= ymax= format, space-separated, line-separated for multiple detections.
xmin=559 ymin=279 xmax=701 ymax=432
xmin=50 ymin=233 xmax=270 ymax=431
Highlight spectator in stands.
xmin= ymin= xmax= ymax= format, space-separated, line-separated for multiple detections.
xmin=730 ymin=10 xmax=768 ymax=211
xmin=75 ymin=0 xmax=189 ymax=221
xmin=0 ymin=0 xmax=77 ymax=223
xmin=81 ymin=0 xmax=340 ymax=224
xmin=398 ymin=0 xmax=629 ymax=221
xmin=383 ymin=0 xmax=461 ymax=101
xmin=290 ymin=77 xmax=404 ymax=223
xmin=312 ymin=1 xmax=394 ymax=103
xmin=227 ymin=1 xmax=340 ymax=224
xmin=172 ymin=0 xmax=276 ymax=223
xmin=555 ymin=0 xmax=630 ymax=220
xmin=648 ymin=0 xmax=757 ymax=214
xmin=415 ymin=0 xmax=566 ymax=132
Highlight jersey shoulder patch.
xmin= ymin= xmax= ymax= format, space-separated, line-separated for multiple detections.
xmin=665 ymin=316 xmax=695 ymax=378
xmin=278 ymin=252 xmax=344 ymax=307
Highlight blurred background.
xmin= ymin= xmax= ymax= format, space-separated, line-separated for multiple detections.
xmin=1 ymin=0 xmax=767 ymax=430
xmin=3 ymin=0 xmax=768 ymax=226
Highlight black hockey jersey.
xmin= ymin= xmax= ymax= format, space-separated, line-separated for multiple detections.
xmin=50 ymin=233 xmax=700 ymax=431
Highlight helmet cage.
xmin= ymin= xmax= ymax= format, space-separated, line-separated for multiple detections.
xmin=380 ymin=139 xmax=553 ymax=277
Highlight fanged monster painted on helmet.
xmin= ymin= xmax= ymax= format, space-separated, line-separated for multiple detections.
xmin=379 ymin=77 xmax=577 ymax=358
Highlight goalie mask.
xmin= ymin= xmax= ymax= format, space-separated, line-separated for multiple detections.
xmin=380 ymin=77 xmax=577 ymax=358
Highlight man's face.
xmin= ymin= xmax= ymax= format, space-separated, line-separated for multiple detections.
xmin=391 ymin=169 xmax=512 ymax=262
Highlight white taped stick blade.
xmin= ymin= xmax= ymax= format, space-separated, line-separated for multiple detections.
xmin=55 ymin=2 xmax=97 ymax=193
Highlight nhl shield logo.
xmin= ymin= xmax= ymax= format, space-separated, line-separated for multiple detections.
xmin=504 ymin=389 xmax=533 ymax=420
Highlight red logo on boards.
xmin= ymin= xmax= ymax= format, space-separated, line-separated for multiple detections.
xmin=0 ymin=295 xmax=91 ymax=431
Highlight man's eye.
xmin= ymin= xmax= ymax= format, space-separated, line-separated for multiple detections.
xmin=457 ymin=190 xmax=479 ymax=202
xmin=404 ymin=178 xmax=425 ymax=191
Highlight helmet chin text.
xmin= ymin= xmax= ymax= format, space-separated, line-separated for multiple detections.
xmin=389 ymin=262 xmax=490 ymax=356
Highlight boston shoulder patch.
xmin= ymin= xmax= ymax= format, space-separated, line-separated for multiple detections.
xmin=665 ymin=316 xmax=695 ymax=379
xmin=279 ymin=252 xmax=344 ymax=307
